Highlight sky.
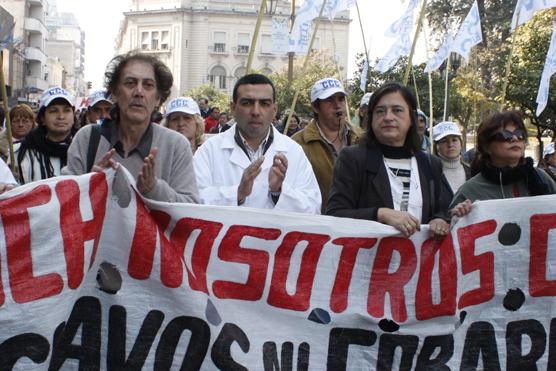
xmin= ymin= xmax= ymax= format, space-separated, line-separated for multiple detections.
xmin=54 ymin=0 xmax=424 ymax=91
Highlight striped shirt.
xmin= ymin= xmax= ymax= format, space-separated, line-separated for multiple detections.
xmin=384 ymin=157 xmax=412 ymax=211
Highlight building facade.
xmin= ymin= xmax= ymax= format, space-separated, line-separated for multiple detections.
xmin=1 ymin=0 xmax=50 ymax=106
xmin=115 ymin=0 xmax=350 ymax=99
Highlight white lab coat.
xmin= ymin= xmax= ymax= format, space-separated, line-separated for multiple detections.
xmin=194 ymin=125 xmax=321 ymax=214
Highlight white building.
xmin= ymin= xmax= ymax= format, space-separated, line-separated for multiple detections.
xmin=45 ymin=5 xmax=87 ymax=96
xmin=1 ymin=0 xmax=50 ymax=106
xmin=116 ymin=0 xmax=350 ymax=98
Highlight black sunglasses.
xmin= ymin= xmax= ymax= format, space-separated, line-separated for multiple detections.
xmin=490 ymin=129 xmax=525 ymax=142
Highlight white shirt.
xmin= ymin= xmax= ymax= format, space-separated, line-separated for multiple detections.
xmin=384 ymin=157 xmax=423 ymax=223
xmin=194 ymin=124 xmax=321 ymax=214
xmin=0 ymin=158 xmax=17 ymax=185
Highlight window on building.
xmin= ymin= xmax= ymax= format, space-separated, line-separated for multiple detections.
xmin=261 ymin=34 xmax=272 ymax=54
xmin=209 ymin=65 xmax=227 ymax=89
xmin=139 ymin=30 xmax=170 ymax=51
xmin=214 ymin=32 xmax=226 ymax=53
xmin=233 ymin=66 xmax=246 ymax=86
xmin=141 ymin=32 xmax=149 ymax=50
xmin=237 ymin=33 xmax=250 ymax=54
xmin=151 ymin=31 xmax=159 ymax=50
xmin=161 ymin=31 xmax=169 ymax=50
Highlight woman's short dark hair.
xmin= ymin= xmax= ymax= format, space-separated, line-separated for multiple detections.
xmin=471 ymin=110 xmax=527 ymax=172
xmin=366 ymin=82 xmax=420 ymax=153
xmin=104 ymin=51 xmax=174 ymax=107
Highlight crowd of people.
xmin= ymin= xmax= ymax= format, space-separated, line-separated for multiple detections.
xmin=1 ymin=51 xmax=555 ymax=238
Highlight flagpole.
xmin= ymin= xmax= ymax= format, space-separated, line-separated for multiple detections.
xmin=499 ymin=10 xmax=520 ymax=110
xmin=412 ymin=67 xmax=421 ymax=109
xmin=443 ymin=54 xmax=452 ymax=121
xmin=287 ymin=0 xmax=296 ymax=84
xmin=283 ymin=0 xmax=327 ymax=135
xmin=0 ymin=51 xmax=16 ymax=173
xmin=329 ymin=19 xmax=352 ymax=125
xmin=246 ymin=0 xmax=268 ymax=73
xmin=403 ymin=0 xmax=428 ymax=85
xmin=422 ymin=21 xmax=434 ymax=153
xmin=355 ymin=0 xmax=371 ymax=91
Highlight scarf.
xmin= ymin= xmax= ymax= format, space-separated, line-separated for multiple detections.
xmin=17 ymin=125 xmax=72 ymax=183
xmin=478 ymin=157 xmax=550 ymax=196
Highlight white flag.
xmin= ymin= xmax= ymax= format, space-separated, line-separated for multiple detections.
xmin=425 ymin=33 xmax=453 ymax=73
xmin=384 ymin=0 xmax=419 ymax=37
xmin=450 ymin=1 xmax=482 ymax=63
xmin=325 ymin=0 xmax=355 ymax=19
xmin=289 ymin=0 xmax=323 ymax=54
xmin=511 ymin=0 xmax=556 ymax=32
xmin=375 ymin=35 xmax=413 ymax=73
xmin=360 ymin=59 xmax=369 ymax=91
xmin=272 ymin=16 xmax=290 ymax=55
xmin=536 ymin=23 xmax=556 ymax=116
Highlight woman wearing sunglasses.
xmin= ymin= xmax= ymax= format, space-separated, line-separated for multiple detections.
xmin=451 ymin=111 xmax=556 ymax=217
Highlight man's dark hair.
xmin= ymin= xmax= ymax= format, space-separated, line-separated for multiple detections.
xmin=104 ymin=51 xmax=174 ymax=107
xmin=232 ymin=73 xmax=276 ymax=103
xmin=366 ymin=82 xmax=420 ymax=153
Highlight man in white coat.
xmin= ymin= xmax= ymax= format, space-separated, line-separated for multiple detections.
xmin=194 ymin=74 xmax=321 ymax=214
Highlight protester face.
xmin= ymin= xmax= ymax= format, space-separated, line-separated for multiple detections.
xmin=199 ymin=99 xmax=208 ymax=111
xmin=486 ymin=121 xmax=525 ymax=168
xmin=211 ymin=107 xmax=220 ymax=119
xmin=417 ymin=115 xmax=427 ymax=138
xmin=232 ymin=84 xmax=276 ymax=143
xmin=89 ymin=101 xmax=113 ymax=122
xmin=112 ymin=60 xmax=160 ymax=126
xmin=11 ymin=115 xmax=34 ymax=140
xmin=314 ymin=92 xmax=346 ymax=129
xmin=218 ymin=113 xmax=229 ymax=125
xmin=167 ymin=112 xmax=197 ymax=141
xmin=43 ymin=102 xmax=74 ymax=141
xmin=547 ymin=152 xmax=556 ymax=167
xmin=290 ymin=116 xmax=300 ymax=130
xmin=436 ymin=135 xmax=462 ymax=160
xmin=371 ymin=91 xmax=412 ymax=147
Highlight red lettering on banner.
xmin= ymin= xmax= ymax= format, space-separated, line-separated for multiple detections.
xmin=267 ymin=232 xmax=330 ymax=311
xmin=0 ymin=185 xmax=63 ymax=304
xmin=212 ymin=225 xmax=281 ymax=301
xmin=55 ymin=173 xmax=108 ymax=289
xmin=127 ymin=195 xmax=158 ymax=280
xmin=530 ymin=213 xmax=556 ymax=297
xmin=415 ymin=236 xmax=457 ymax=320
xmin=151 ymin=210 xmax=184 ymax=288
xmin=368 ymin=237 xmax=417 ymax=322
xmin=457 ymin=220 xmax=497 ymax=309
xmin=329 ymin=237 xmax=377 ymax=313
xmin=170 ymin=218 xmax=223 ymax=293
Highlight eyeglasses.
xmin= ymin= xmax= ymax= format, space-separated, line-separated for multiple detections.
xmin=490 ymin=129 xmax=525 ymax=143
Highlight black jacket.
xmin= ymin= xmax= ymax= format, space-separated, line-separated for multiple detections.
xmin=326 ymin=143 xmax=453 ymax=223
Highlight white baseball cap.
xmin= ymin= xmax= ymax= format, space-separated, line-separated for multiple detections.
xmin=360 ymin=92 xmax=373 ymax=107
xmin=310 ymin=78 xmax=346 ymax=103
xmin=165 ymin=97 xmax=201 ymax=117
xmin=432 ymin=121 xmax=462 ymax=142
xmin=39 ymin=86 xmax=75 ymax=109
xmin=544 ymin=142 xmax=555 ymax=157
xmin=88 ymin=90 xmax=112 ymax=108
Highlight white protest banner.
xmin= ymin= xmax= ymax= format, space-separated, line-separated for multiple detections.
xmin=537 ymin=23 xmax=556 ymax=116
xmin=450 ymin=0 xmax=482 ymax=64
xmin=511 ymin=0 xmax=556 ymax=31
xmin=289 ymin=0 xmax=322 ymax=54
xmin=1 ymin=169 xmax=556 ymax=369
xmin=360 ymin=58 xmax=369 ymax=91
xmin=384 ymin=0 xmax=419 ymax=38
xmin=324 ymin=0 xmax=355 ymax=19
xmin=272 ymin=16 xmax=290 ymax=55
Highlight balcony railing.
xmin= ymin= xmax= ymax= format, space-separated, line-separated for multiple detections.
xmin=25 ymin=76 xmax=49 ymax=92
xmin=210 ymin=43 xmax=227 ymax=54
xmin=24 ymin=47 xmax=47 ymax=64
xmin=24 ymin=17 xmax=48 ymax=36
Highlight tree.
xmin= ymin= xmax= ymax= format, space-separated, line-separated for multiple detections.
xmin=506 ymin=9 xmax=556 ymax=156
xmin=184 ymin=84 xmax=230 ymax=113
xmin=269 ymin=52 xmax=339 ymax=118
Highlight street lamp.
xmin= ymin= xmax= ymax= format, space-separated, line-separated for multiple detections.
xmin=439 ymin=52 xmax=463 ymax=121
